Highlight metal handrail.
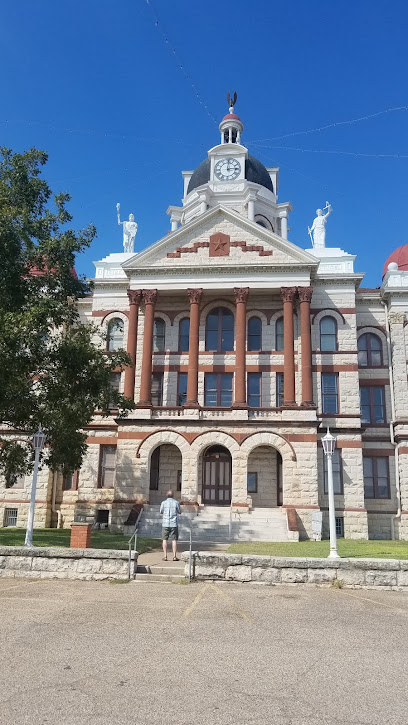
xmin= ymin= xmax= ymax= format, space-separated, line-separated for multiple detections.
xmin=127 ymin=508 xmax=144 ymax=580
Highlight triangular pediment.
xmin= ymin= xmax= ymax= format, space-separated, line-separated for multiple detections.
xmin=122 ymin=206 xmax=318 ymax=272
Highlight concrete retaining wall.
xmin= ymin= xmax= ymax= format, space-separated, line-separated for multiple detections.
xmin=183 ymin=552 xmax=408 ymax=590
xmin=0 ymin=546 xmax=137 ymax=580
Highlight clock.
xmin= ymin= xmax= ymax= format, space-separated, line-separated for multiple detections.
xmin=214 ymin=157 xmax=241 ymax=181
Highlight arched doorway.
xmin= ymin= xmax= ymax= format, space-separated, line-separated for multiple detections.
xmin=202 ymin=445 xmax=232 ymax=505
xmin=149 ymin=444 xmax=182 ymax=504
xmin=246 ymin=446 xmax=283 ymax=507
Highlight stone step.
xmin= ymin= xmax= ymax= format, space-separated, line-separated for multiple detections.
xmin=137 ymin=565 xmax=184 ymax=575
xmin=134 ymin=573 xmax=185 ymax=583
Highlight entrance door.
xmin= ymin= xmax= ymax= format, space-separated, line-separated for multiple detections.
xmin=202 ymin=446 xmax=232 ymax=505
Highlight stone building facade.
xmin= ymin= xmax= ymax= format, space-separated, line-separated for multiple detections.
xmin=2 ymin=105 xmax=408 ymax=541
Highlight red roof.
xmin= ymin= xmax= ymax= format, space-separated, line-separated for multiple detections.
xmin=222 ymin=113 xmax=241 ymax=121
xmin=382 ymin=244 xmax=408 ymax=279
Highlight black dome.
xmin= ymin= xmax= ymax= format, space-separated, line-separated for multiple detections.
xmin=187 ymin=154 xmax=274 ymax=195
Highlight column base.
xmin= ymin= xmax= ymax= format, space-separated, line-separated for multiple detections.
xmin=282 ymin=401 xmax=298 ymax=408
xmin=232 ymin=402 xmax=249 ymax=409
xmin=136 ymin=401 xmax=152 ymax=408
xmin=300 ymin=401 xmax=316 ymax=408
xmin=185 ymin=402 xmax=200 ymax=409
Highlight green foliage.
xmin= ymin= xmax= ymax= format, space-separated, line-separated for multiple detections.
xmin=0 ymin=147 xmax=135 ymax=482
xmin=227 ymin=539 xmax=408 ymax=559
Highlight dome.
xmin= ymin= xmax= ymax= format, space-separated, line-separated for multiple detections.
xmin=187 ymin=154 xmax=274 ymax=195
xmin=382 ymin=245 xmax=408 ymax=279
xmin=222 ymin=113 xmax=241 ymax=121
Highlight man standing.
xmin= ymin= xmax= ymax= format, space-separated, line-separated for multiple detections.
xmin=160 ymin=490 xmax=181 ymax=561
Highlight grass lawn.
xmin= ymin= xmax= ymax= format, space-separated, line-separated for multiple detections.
xmin=227 ymin=539 xmax=408 ymax=559
xmin=0 ymin=528 xmax=160 ymax=555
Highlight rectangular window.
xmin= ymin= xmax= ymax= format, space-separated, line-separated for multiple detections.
xmin=151 ymin=373 xmax=163 ymax=406
xmin=276 ymin=372 xmax=284 ymax=407
xmin=177 ymin=372 xmax=188 ymax=406
xmin=99 ymin=445 xmax=117 ymax=488
xmin=150 ymin=448 xmax=160 ymax=490
xmin=321 ymin=373 xmax=339 ymax=414
xmin=323 ymin=449 xmax=343 ymax=494
xmin=247 ymin=472 xmax=258 ymax=493
xmin=4 ymin=508 xmax=18 ymax=527
xmin=247 ymin=372 xmax=261 ymax=407
xmin=63 ymin=474 xmax=73 ymax=490
xmin=335 ymin=517 xmax=344 ymax=537
xmin=204 ymin=373 xmax=233 ymax=407
xmin=360 ymin=386 xmax=385 ymax=424
xmin=109 ymin=372 xmax=121 ymax=408
xmin=363 ymin=456 xmax=390 ymax=498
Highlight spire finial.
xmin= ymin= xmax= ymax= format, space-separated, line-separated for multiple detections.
xmin=227 ymin=91 xmax=237 ymax=114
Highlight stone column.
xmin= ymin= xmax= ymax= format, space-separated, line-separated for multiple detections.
xmin=280 ymin=287 xmax=297 ymax=406
xmin=124 ymin=289 xmax=142 ymax=400
xmin=186 ymin=288 xmax=203 ymax=407
xmin=280 ymin=211 xmax=288 ymax=239
xmin=137 ymin=289 xmax=157 ymax=406
xmin=233 ymin=287 xmax=249 ymax=407
xmin=298 ymin=286 xmax=314 ymax=406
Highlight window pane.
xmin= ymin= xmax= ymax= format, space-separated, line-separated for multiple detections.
xmin=276 ymin=373 xmax=284 ymax=407
xmin=151 ymin=373 xmax=163 ymax=406
xmin=221 ymin=329 xmax=234 ymax=351
xmin=248 ymin=373 xmax=261 ymax=407
xmin=324 ymin=449 xmax=342 ymax=494
xmin=276 ymin=318 xmax=284 ymax=351
xmin=320 ymin=317 xmax=337 ymax=351
xmin=220 ymin=373 xmax=233 ymax=406
xmin=204 ymin=374 xmax=217 ymax=406
xmin=63 ymin=474 xmax=73 ymax=490
xmin=222 ymin=310 xmax=234 ymax=330
xmin=101 ymin=445 xmax=116 ymax=488
xmin=206 ymin=330 xmax=218 ymax=350
xmin=248 ymin=317 xmax=262 ymax=351
xmin=107 ymin=319 xmax=124 ymax=351
xmin=206 ymin=312 xmax=219 ymax=330
xmin=153 ymin=319 xmax=165 ymax=352
xmin=322 ymin=374 xmax=338 ymax=414
xmin=363 ymin=457 xmax=374 ymax=498
xmin=247 ymin=472 xmax=258 ymax=493
xmin=178 ymin=373 xmax=188 ymax=406
xmin=358 ymin=350 xmax=368 ymax=367
xmin=179 ymin=318 xmax=190 ymax=352
xmin=371 ymin=350 xmax=382 ymax=366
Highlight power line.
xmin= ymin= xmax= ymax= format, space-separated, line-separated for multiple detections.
xmin=248 ymin=104 xmax=408 ymax=143
xmin=145 ymin=0 xmax=218 ymax=126
xmin=250 ymin=143 xmax=408 ymax=159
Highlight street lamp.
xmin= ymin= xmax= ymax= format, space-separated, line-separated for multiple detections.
xmin=322 ymin=427 xmax=340 ymax=559
xmin=24 ymin=428 xmax=46 ymax=547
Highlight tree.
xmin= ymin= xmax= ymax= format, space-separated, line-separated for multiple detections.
xmin=0 ymin=147 xmax=134 ymax=485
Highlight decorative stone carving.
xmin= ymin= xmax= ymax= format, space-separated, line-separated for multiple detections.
xmin=280 ymin=286 xmax=297 ymax=303
xmin=298 ymin=286 xmax=313 ymax=303
xmin=187 ymin=288 xmax=203 ymax=305
xmin=142 ymin=289 xmax=157 ymax=305
xmin=209 ymin=232 xmax=230 ymax=257
xmin=389 ymin=312 xmax=405 ymax=325
xmin=233 ymin=287 xmax=249 ymax=304
xmin=308 ymin=202 xmax=332 ymax=249
xmin=117 ymin=203 xmax=138 ymax=253
xmin=127 ymin=289 xmax=142 ymax=306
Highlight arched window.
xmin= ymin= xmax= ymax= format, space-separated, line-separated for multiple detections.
xmin=247 ymin=316 xmax=262 ymax=351
xmin=153 ymin=318 xmax=165 ymax=352
xmin=358 ymin=333 xmax=383 ymax=367
xmin=107 ymin=318 xmax=124 ymax=351
xmin=205 ymin=307 xmax=234 ymax=351
xmin=320 ymin=316 xmax=338 ymax=351
xmin=275 ymin=317 xmax=284 ymax=351
xmin=178 ymin=317 xmax=190 ymax=352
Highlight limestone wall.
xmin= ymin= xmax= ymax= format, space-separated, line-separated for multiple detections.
xmin=0 ymin=546 xmax=136 ymax=580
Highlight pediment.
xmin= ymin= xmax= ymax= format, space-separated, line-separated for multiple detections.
xmin=122 ymin=206 xmax=318 ymax=272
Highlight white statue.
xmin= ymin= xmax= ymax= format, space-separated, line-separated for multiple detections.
xmin=308 ymin=202 xmax=332 ymax=249
xmin=116 ymin=203 xmax=137 ymax=253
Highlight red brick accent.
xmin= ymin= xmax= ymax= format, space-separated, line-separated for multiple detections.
xmin=209 ymin=233 xmax=230 ymax=257
xmin=336 ymin=441 xmax=362 ymax=448
xmin=359 ymin=378 xmax=389 ymax=386
xmin=286 ymin=434 xmax=317 ymax=442
xmin=313 ymin=364 xmax=359 ymax=372
xmin=85 ymin=436 xmax=118 ymax=445
xmin=231 ymin=241 xmax=273 ymax=256
xmin=70 ymin=523 xmax=91 ymax=549
xmin=166 ymin=238 xmax=273 ymax=259
xmin=286 ymin=508 xmax=298 ymax=532
xmin=167 ymin=242 xmax=210 ymax=258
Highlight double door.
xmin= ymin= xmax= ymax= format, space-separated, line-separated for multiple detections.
xmin=202 ymin=449 xmax=231 ymax=505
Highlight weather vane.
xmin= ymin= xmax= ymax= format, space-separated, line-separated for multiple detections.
xmin=227 ymin=91 xmax=237 ymax=113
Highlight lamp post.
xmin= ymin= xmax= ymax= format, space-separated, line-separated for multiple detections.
xmin=322 ymin=427 xmax=340 ymax=559
xmin=24 ymin=428 xmax=46 ymax=547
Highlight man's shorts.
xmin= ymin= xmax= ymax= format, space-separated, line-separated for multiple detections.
xmin=162 ymin=526 xmax=179 ymax=541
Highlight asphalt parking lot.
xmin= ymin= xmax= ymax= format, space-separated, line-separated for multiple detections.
xmin=1 ymin=578 xmax=408 ymax=724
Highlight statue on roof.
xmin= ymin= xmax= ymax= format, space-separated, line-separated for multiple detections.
xmin=308 ymin=202 xmax=333 ymax=249
xmin=116 ymin=203 xmax=137 ymax=253
xmin=227 ymin=90 xmax=237 ymax=113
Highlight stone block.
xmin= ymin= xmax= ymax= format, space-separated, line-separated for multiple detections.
xmin=396 ymin=571 xmax=408 ymax=587
xmin=194 ymin=565 xmax=225 ymax=579
xmin=307 ymin=568 xmax=337 ymax=584
xmin=225 ymin=565 xmax=252 ymax=582
xmin=4 ymin=556 xmax=32 ymax=571
xmin=365 ymin=570 xmax=397 ymax=587
xmin=251 ymin=567 xmax=280 ymax=583
xmin=339 ymin=568 xmax=366 ymax=587
xmin=280 ymin=568 xmax=308 ymax=584
xmin=241 ymin=555 xmax=273 ymax=568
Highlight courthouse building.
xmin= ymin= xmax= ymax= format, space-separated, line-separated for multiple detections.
xmin=2 ymin=103 xmax=408 ymax=541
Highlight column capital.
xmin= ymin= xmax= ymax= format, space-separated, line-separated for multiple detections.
xmin=127 ymin=289 xmax=142 ymax=306
xmin=142 ymin=289 xmax=157 ymax=305
xmin=234 ymin=287 xmax=249 ymax=304
xmin=187 ymin=288 xmax=203 ymax=305
xmin=297 ymin=286 xmax=313 ymax=303
xmin=280 ymin=286 xmax=297 ymax=303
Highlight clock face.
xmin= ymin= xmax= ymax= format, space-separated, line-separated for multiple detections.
xmin=214 ymin=157 xmax=241 ymax=181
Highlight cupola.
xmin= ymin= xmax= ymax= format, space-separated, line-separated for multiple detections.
xmin=219 ymin=91 xmax=244 ymax=144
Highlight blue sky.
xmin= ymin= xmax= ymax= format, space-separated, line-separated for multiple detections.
xmin=2 ymin=0 xmax=408 ymax=287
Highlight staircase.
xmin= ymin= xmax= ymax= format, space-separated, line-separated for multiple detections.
xmin=134 ymin=564 xmax=185 ymax=584
xmin=135 ymin=505 xmax=291 ymax=543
